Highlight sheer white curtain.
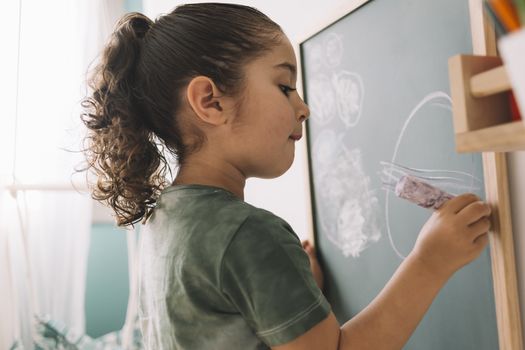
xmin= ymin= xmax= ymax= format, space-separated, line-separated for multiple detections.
xmin=0 ymin=1 xmax=124 ymax=348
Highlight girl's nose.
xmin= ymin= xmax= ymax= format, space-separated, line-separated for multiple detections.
xmin=297 ymin=97 xmax=310 ymax=122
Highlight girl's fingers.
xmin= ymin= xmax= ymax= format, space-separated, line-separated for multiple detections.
xmin=474 ymin=233 xmax=489 ymax=248
xmin=440 ymin=193 xmax=479 ymax=214
xmin=467 ymin=217 xmax=491 ymax=241
xmin=458 ymin=200 xmax=492 ymax=225
xmin=302 ymin=240 xmax=316 ymax=255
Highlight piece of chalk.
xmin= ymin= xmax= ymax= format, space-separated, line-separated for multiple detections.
xmin=394 ymin=175 xmax=454 ymax=210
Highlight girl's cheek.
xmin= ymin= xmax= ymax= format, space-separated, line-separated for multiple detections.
xmin=267 ymin=127 xmax=287 ymax=142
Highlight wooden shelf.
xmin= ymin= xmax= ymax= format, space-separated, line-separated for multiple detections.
xmin=449 ymin=54 xmax=524 ymax=153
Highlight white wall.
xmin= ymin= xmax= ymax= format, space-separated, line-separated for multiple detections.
xmin=143 ymin=0 xmax=525 ymax=341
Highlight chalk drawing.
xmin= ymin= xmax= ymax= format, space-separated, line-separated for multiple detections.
xmin=333 ymin=71 xmax=364 ymax=128
xmin=305 ymin=31 xmax=364 ymax=129
xmin=382 ymin=92 xmax=481 ymax=259
xmin=324 ymin=33 xmax=344 ymax=67
xmin=313 ymin=129 xmax=381 ymax=258
xmin=305 ymin=42 xmax=325 ymax=74
xmin=309 ymin=74 xmax=337 ymax=126
xmin=380 ymin=160 xmax=481 ymax=195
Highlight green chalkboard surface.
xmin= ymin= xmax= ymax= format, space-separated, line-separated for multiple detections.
xmin=300 ymin=1 xmax=499 ymax=349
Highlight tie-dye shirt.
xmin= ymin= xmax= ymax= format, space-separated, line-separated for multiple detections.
xmin=139 ymin=184 xmax=331 ymax=349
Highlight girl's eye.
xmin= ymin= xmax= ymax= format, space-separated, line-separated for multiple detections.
xmin=279 ymin=84 xmax=297 ymax=97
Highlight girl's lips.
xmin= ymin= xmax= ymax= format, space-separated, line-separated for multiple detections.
xmin=289 ymin=134 xmax=302 ymax=141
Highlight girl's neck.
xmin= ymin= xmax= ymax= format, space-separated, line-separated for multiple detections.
xmin=173 ymin=157 xmax=246 ymax=200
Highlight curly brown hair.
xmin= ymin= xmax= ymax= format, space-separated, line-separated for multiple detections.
xmin=80 ymin=4 xmax=283 ymax=226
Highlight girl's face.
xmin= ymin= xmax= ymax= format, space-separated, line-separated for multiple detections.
xmin=227 ymin=35 xmax=310 ymax=179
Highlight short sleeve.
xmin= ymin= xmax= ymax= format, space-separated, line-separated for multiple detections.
xmin=220 ymin=213 xmax=331 ymax=347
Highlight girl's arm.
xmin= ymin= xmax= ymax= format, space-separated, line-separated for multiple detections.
xmin=337 ymin=252 xmax=451 ymax=349
xmin=274 ymin=193 xmax=491 ymax=350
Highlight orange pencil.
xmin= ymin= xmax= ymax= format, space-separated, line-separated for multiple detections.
xmin=489 ymin=0 xmax=521 ymax=31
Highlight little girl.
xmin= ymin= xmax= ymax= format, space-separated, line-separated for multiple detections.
xmin=81 ymin=3 xmax=492 ymax=350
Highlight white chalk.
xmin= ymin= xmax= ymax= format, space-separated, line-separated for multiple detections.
xmin=394 ymin=175 xmax=454 ymax=210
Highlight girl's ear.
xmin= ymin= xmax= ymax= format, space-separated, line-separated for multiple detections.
xmin=186 ymin=76 xmax=228 ymax=126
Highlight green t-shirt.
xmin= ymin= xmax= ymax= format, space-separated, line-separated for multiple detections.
xmin=138 ymin=184 xmax=331 ymax=350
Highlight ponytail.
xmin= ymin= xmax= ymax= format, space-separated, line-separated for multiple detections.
xmin=81 ymin=13 xmax=169 ymax=227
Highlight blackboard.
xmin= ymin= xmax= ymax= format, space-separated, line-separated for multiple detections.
xmin=300 ymin=0 xmax=499 ymax=349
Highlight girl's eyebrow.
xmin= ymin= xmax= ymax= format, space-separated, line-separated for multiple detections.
xmin=273 ymin=62 xmax=297 ymax=79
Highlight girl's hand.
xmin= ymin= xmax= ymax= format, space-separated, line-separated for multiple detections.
xmin=302 ymin=240 xmax=324 ymax=292
xmin=411 ymin=193 xmax=492 ymax=279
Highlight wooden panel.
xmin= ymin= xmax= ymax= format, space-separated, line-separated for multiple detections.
xmin=456 ymin=121 xmax=525 ymax=153
xmin=469 ymin=0 xmax=524 ymax=349
xmin=483 ymin=152 xmax=524 ymax=350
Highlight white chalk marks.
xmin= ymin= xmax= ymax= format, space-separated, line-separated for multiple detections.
xmin=325 ymin=33 xmax=344 ymax=67
xmin=306 ymin=33 xmax=344 ymax=74
xmin=306 ymin=31 xmax=375 ymax=257
xmin=382 ymin=92 xmax=480 ymax=260
xmin=306 ymin=33 xmax=364 ymax=129
xmin=313 ymin=130 xmax=381 ymax=258
xmin=309 ymin=75 xmax=337 ymax=126
xmin=333 ymin=71 xmax=364 ymax=128
xmin=305 ymin=31 xmax=482 ymax=262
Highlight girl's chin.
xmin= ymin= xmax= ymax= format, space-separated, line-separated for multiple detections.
xmin=260 ymin=159 xmax=294 ymax=179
